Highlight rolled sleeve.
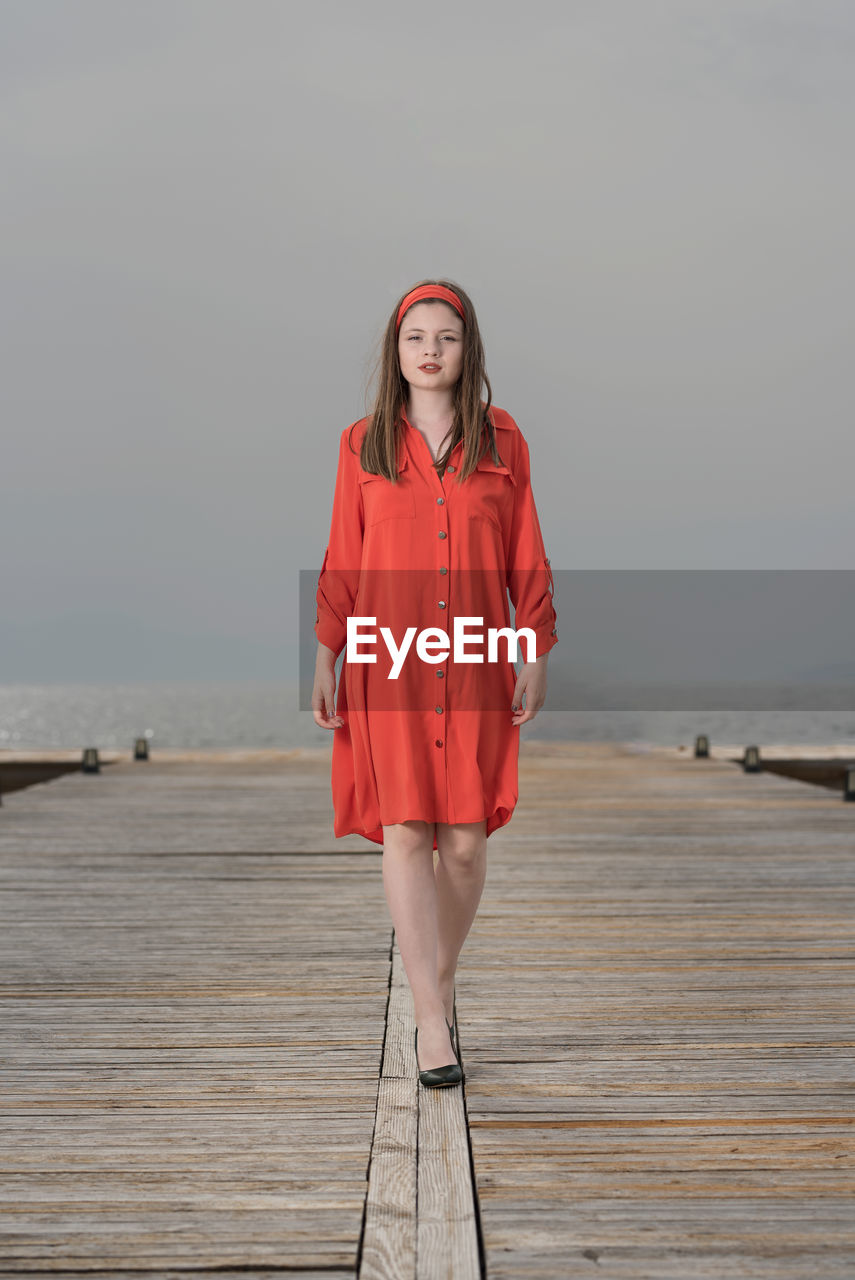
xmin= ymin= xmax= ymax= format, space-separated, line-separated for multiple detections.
xmin=315 ymin=425 xmax=364 ymax=660
xmin=505 ymin=428 xmax=558 ymax=660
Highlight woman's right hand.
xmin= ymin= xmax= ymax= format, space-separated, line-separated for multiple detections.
xmin=312 ymin=649 xmax=345 ymax=729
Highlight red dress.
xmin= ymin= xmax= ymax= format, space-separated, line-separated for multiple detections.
xmin=314 ymin=405 xmax=558 ymax=849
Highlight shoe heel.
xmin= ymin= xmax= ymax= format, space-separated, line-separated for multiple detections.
xmin=415 ymin=1025 xmax=463 ymax=1088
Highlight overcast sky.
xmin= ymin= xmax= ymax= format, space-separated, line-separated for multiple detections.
xmin=1 ymin=0 xmax=853 ymax=682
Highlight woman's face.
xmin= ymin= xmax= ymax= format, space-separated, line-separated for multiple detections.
xmin=397 ymin=300 xmax=464 ymax=394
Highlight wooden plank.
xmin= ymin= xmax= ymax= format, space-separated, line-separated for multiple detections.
xmin=417 ymin=1083 xmax=481 ymax=1278
xmin=459 ymin=739 xmax=855 ymax=1279
xmin=358 ymin=949 xmax=417 ymax=1279
xmin=0 ymin=754 xmax=388 ymax=1271
xmin=360 ymin=945 xmax=481 ymax=1278
xmin=410 ymin=934 xmax=481 ymax=1280
xmin=4 ymin=740 xmax=853 ymax=1275
xmin=0 ymin=750 xmax=368 ymax=855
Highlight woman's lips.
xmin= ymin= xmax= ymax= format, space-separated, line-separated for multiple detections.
xmin=419 ymin=363 xmax=441 ymax=372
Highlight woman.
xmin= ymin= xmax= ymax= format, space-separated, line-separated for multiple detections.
xmin=312 ymin=279 xmax=557 ymax=1087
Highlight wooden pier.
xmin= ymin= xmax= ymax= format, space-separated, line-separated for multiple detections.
xmin=0 ymin=741 xmax=853 ymax=1277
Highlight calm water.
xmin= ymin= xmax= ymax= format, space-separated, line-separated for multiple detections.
xmin=1 ymin=681 xmax=853 ymax=752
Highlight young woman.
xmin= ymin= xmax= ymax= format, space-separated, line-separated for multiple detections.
xmin=312 ymin=279 xmax=557 ymax=1087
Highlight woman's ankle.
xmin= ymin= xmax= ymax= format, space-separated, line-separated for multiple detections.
xmin=437 ymin=973 xmax=456 ymax=1020
xmin=413 ymin=996 xmax=446 ymax=1028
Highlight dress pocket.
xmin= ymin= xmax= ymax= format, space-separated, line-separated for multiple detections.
xmin=468 ymin=455 xmax=516 ymax=532
xmin=358 ymin=468 xmax=416 ymax=527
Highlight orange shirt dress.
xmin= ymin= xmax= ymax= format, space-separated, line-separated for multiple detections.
xmin=314 ymin=405 xmax=558 ymax=850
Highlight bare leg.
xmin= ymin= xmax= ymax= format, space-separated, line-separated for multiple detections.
xmin=381 ymin=820 xmax=457 ymax=1071
xmin=434 ymin=820 xmax=488 ymax=1025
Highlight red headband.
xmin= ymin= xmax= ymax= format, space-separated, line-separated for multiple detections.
xmin=396 ymin=284 xmax=465 ymax=332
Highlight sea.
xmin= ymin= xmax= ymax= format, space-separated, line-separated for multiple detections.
xmin=1 ymin=681 xmax=853 ymax=753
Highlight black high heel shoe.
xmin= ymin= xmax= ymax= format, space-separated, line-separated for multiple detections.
xmin=415 ymin=1025 xmax=463 ymax=1088
xmin=445 ymin=1016 xmax=460 ymax=1063
xmin=444 ymin=986 xmax=458 ymax=1054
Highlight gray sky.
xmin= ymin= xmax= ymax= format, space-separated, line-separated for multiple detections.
xmin=2 ymin=0 xmax=853 ymax=682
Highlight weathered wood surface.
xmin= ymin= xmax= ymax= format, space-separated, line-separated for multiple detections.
xmin=2 ymin=740 xmax=854 ymax=1277
xmin=0 ymin=748 xmax=368 ymax=855
xmin=0 ymin=752 xmax=387 ymax=1274
xmin=457 ymin=740 xmax=855 ymax=1278
xmin=359 ymin=946 xmax=480 ymax=1279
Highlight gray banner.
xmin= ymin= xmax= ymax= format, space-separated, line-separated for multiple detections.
xmin=300 ymin=569 xmax=855 ymax=711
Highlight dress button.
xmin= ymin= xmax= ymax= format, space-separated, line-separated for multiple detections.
xmin=437 ymin=497 xmax=444 ymax=504
xmin=438 ymin=600 xmax=446 ymax=609
xmin=435 ymin=738 xmax=443 ymax=747
xmin=439 ymin=566 xmax=447 ymax=575
xmin=435 ymin=705 xmax=443 ymax=714
xmin=438 ymin=530 xmax=447 ymax=539
xmin=447 ymin=465 xmax=455 ymax=474
xmin=436 ymin=670 xmax=444 ymax=678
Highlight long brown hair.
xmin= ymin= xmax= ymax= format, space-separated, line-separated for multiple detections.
xmin=356 ymin=278 xmax=502 ymax=483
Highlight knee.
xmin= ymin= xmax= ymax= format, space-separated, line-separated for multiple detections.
xmin=382 ymin=819 xmax=434 ymax=857
xmin=437 ymin=828 xmax=486 ymax=873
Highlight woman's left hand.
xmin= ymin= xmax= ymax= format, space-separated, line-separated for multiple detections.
xmin=510 ymin=652 xmax=549 ymax=725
